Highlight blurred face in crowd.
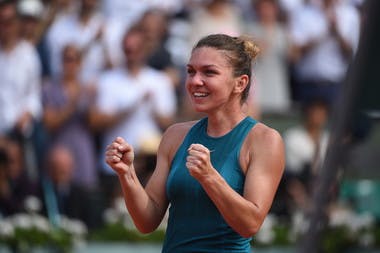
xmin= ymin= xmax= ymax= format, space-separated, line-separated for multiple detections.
xmin=323 ymin=0 xmax=337 ymax=8
xmin=140 ymin=11 xmax=167 ymax=43
xmin=20 ymin=15 xmax=40 ymax=41
xmin=255 ymin=0 xmax=278 ymax=23
xmin=122 ymin=28 xmax=150 ymax=66
xmin=0 ymin=3 xmax=19 ymax=45
xmin=56 ymin=0 xmax=73 ymax=8
xmin=80 ymin=0 xmax=98 ymax=13
xmin=48 ymin=146 xmax=74 ymax=186
xmin=186 ymin=47 xmax=239 ymax=113
xmin=305 ymin=102 xmax=329 ymax=129
xmin=62 ymin=44 xmax=82 ymax=80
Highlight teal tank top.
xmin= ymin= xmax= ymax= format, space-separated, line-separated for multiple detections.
xmin=163 ymin=116 xmax=257 ymax=253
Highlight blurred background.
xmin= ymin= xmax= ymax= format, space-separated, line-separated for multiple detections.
xmin=0 ymin=0 xmax=378 ymax=252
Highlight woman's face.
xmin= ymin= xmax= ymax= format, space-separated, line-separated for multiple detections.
xmin=62 ymin=46 xmax=81 ymax=78
xmin=186 ymin=47 xmax=238 ymax=113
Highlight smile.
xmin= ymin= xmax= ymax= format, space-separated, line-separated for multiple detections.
xmin=193 ymin=92 xmax=209 ymax=97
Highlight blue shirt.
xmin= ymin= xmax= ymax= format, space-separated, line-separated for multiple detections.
xmin=163 ymin=116 xmax=257 ymax=253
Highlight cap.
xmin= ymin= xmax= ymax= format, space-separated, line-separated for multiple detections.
xmin=17 ymin=0 xmax=44 ymax=19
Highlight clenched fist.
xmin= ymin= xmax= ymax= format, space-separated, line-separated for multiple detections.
xmin=105 ymin=136 xmax=135 ymax=175
xmin=186 ymin=143 xmax=215 ymax=181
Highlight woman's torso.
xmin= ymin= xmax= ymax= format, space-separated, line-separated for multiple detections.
xmin=163 ymin=116 xmax=257 ymax=253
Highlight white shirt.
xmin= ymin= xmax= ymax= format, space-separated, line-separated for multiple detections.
xmin=0 ymin=41 xmax=42 ymax=134
xmin=289 ymin=2 xmax=360 ymax=82
xmin=283 ymin=126 xmax=329 ymax=174
xmin=96 ymin=67 xmax=177 ymax=174
xmin=46 ymin=12 xmax=105 ymax=83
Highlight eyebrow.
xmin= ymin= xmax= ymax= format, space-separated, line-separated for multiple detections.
xmin=186 ymin=64 xmax=219 ymax=69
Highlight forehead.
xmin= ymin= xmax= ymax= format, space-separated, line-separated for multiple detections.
xmin=188 ymin=47 xmax=231 ymax=68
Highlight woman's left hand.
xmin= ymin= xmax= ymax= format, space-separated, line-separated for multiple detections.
xmin=186 ymin=144 xmax=215 ymax=182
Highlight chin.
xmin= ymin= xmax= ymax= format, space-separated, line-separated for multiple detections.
xmin=192 ymin=105 xmax=212 ymax=114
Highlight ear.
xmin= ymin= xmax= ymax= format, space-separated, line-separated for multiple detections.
xmin=233 ymin=75 xmax=249 ymax=94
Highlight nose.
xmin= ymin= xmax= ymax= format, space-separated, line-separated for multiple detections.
xmin=186 ymin=72 xmax=204 ymax=87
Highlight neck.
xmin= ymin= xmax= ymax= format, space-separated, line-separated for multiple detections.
xmin=261 ymin=18 xmax=276 ymax=26
xmin=62 ymin=74 xmax=77 ymax=83
xmin=80 ymin=10 xmax=93 ymax=24
xmin=206 ymin=110 xmax=246 ymax=137
xmin=127 ymin=62 xmax=143 ymax=76
xmin=1 ymin=37 xmax=18 ymax=52
xmin=306 ymin=124 xmax=322 ymax=143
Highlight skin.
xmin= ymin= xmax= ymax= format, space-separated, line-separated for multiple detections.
xmin=106 ymin=47 xmax=285 ymax=237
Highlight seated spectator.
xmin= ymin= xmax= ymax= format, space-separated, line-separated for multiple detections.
xmin=283 ymin=98 xmax=330 ymax=213
xmin=0 ymin=137 xmax=41 ymax=216
xmin=43 ymin=145 xmax=99 ymax=228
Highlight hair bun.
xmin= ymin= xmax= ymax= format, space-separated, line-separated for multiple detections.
xmin=239 ymin=36 xmax=260 ymax=60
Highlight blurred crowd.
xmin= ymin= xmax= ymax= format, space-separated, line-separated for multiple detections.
xmin=0 ymin=0 xmax=365 ymax=230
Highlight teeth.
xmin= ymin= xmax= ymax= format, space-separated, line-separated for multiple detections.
xmin=193 ymin=92 xmax=208 ymax=97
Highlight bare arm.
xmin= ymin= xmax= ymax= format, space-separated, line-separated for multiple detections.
xmin=187 ymin=124 xmax=285 ymax=238
xmin=105 ymin=123 xmax=191 ymax=233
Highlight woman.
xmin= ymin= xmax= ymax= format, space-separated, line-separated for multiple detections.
xmin=105 ymin=34 xmax=285 ymax=252
xmin=42 ymin=44 xmax=98 ymax=190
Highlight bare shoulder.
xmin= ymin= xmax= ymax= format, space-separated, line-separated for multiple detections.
xmin=240 ymin=122 xmax=285 ymax=172
xmin=250 ymin=122 xmax=284 ymax=146
xmin=159 ymin=120 xmax=199 ymax=160
xmin=162 ymin=121 xmax=198 ymax=143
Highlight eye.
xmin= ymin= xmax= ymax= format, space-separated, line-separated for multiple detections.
xmin=187 ymin=68 xmax=195 ymax=76
xmin=205 ymin=69 xmax=217 ymax=76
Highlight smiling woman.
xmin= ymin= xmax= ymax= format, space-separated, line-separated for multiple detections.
xmin=186 ymin=35 xmax=259 ymax=115
xmin=105 ymin=34 xmax=285 ymax=253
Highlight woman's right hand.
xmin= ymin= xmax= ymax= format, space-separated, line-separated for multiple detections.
xmin=105 ymin=137 xmax=135 ymax=175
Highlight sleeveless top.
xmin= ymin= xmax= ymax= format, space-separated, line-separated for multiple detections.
xmin=162 ymin=116 xmax=257 ymax=253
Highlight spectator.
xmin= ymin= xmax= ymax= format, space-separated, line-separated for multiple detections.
xmin=43 ymin=0 xmax=77 ymax=69
xmin=46 ymin=0 xmax=106 ymax=84
xmin=42 ymin=44 xmax=98 ymax=190
xmin=140 ymin=8 xmax=181 ymax=89
xmin=188 ymin=0 xmax=245 ymax=49
xmin=247 ymin=0 xmax=291 ymax=114
xmin=17 ymin=0 xmax=51 ymax=80
xmin=89 ymin=23 xmax=177 ymax=204
xmin=43 ymin=145 xmax=98 ymax=228
xmin=283 ymin=98 xmax=330 ymax=212
xmin=17 ymin=0 xmax=45 ymax=46
xmin=0 ymin=0 xmax=42 ymax=179
xmin=288 ymin=0 xmax=360 ymax=104
xmin=0 ymin=137 xmax=41 ymax=216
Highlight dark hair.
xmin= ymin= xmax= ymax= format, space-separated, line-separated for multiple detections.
xmin=0 ymin=147 xmax=9 ymax=168
xmin=0 ymin=0 xmax=15 ymax=9
xmin=193 ymin=34 xmax=260 ymax=103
